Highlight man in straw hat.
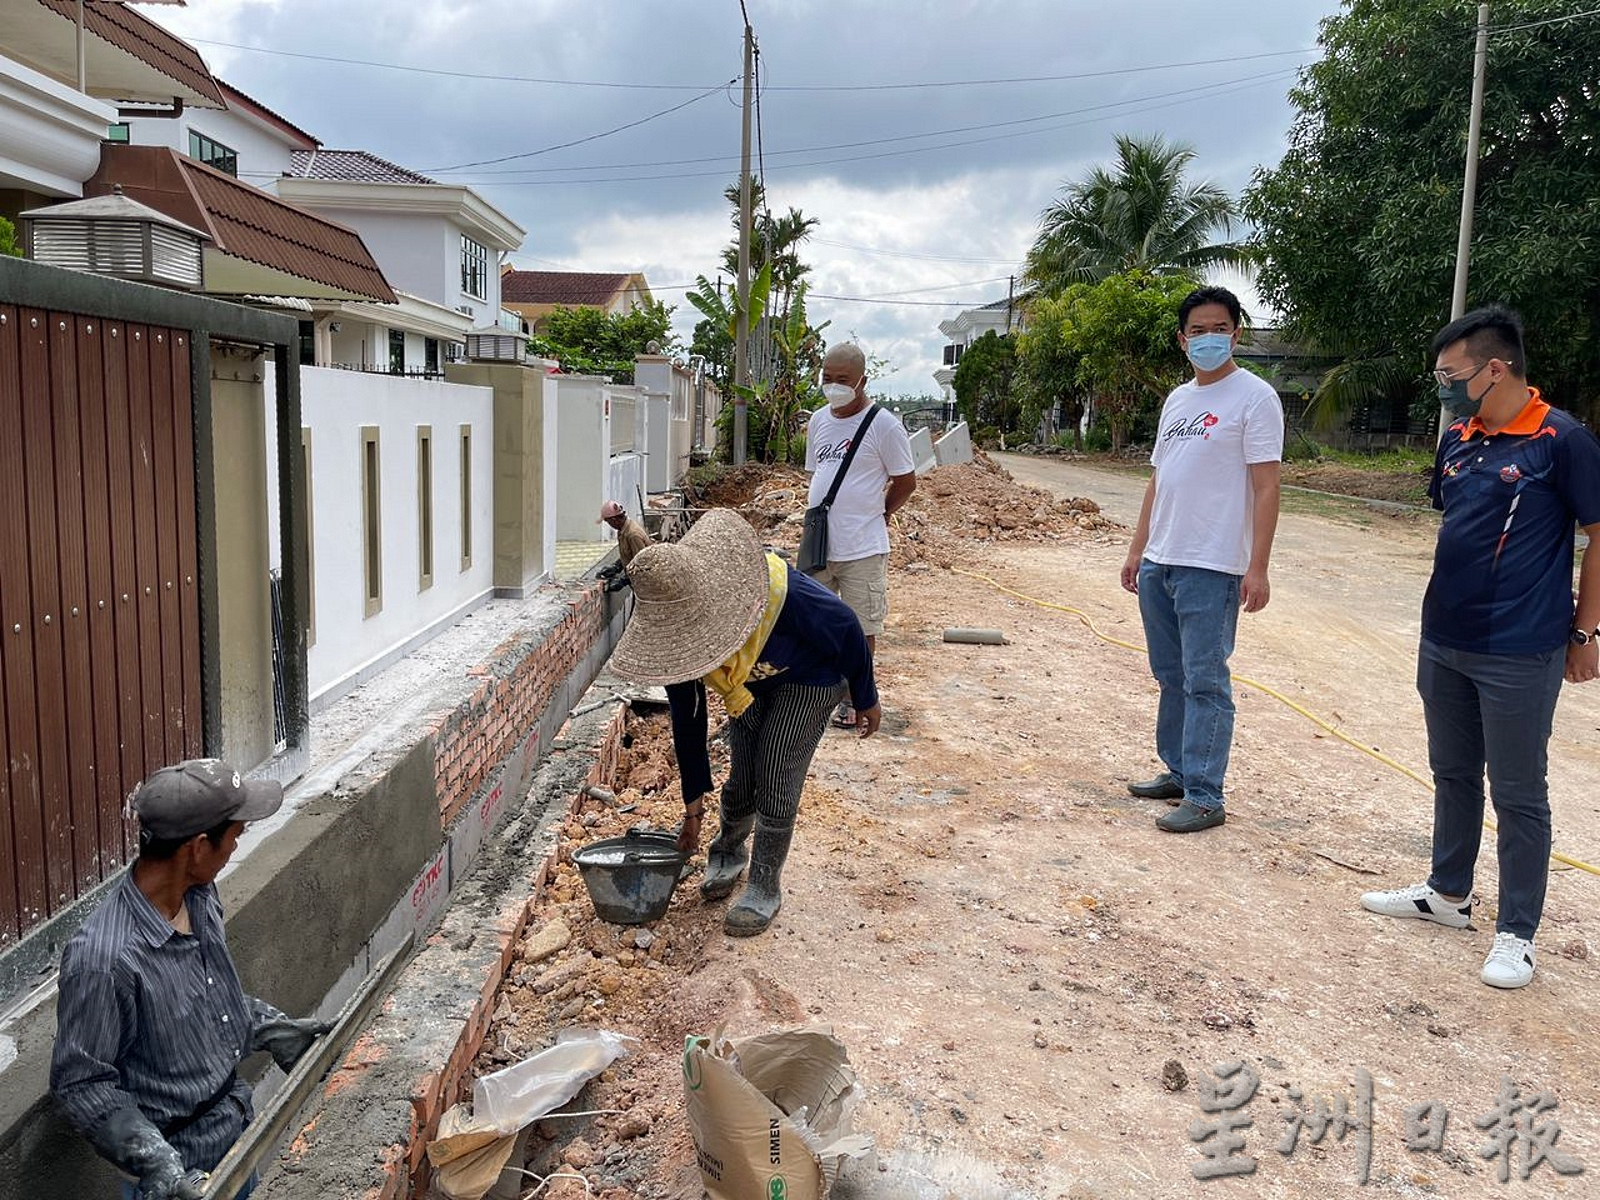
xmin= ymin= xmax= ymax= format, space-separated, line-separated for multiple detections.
xmin=611 ymin=509 xmax=881 ymax=936
xmin=51 ymin=760 xmax=331 ymax=1200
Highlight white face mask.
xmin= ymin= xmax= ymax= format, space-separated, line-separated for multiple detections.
xmin=821 ymin=382 xmax=856 ymax=409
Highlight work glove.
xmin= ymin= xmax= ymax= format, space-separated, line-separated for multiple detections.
xmin=142 ymin=1163 xmax=206 ymax=1200
xmin=603 ymin=572 xmax=632 ymax=594
xmin=252 ymin=1017 xmax=334 ymax=1072
xmin=89 ymin=1106 xmax=202 ymax=1200
xmin=596 ymin=562 xmax=623 ymax=582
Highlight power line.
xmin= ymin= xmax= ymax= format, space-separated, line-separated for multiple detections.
xmin=810 ymin=238 xmax=1024 ymax=265
xmin=808 ymin=294 xmax=996 ymax=307
xmin=423 ymin=80 xmax=734 ymax=171
xmin=185 ymin=38 xmax=723 ymax=89
xmin=759 ymin=47 xmax=1318 ymax=90
xmin=185 ymin=35 xmax=1316 ymax=93
xmin=432 ymin=64 xmax=1308 ymax=177
xmin=1488 ymin=6 xmax=1600 ymax=34
xmin=436 ymin=69 xmax=1300 ymax=187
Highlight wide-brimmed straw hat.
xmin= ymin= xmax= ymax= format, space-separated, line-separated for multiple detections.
xmin=610 ymin=509 xmax=770 ymax=684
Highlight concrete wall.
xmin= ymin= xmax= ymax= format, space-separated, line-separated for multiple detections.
xmin=444 ymin=361 xmax=559 ymax=597
xmin=264 ymin=365 xmax=496 ymax=706
xmin=212 ymin=353 xmax=277 ymax=769
xmin=934 ymin=420 xmax=974 ymax=466
xmin=639 ymin=391 xmax=672 ymax=492
xmin=553 ymin=376 xmax=608 ymax=541
xmin=909 ymin=426 xmax=937 ymax=474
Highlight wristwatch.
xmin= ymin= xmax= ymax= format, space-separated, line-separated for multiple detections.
xmin=1571 ymin=625 xmax=1597 ymax=646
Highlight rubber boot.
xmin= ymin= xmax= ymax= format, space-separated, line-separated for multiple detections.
xmin=699 ymin=812 xmax=755 ymax=900
xmin=724 ymin=822 xmax=792 ymax=937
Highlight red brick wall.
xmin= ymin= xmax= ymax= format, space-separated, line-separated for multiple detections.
xmin=429 ymin=585 xmax=608 ymax=827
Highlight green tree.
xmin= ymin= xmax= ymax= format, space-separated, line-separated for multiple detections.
xmin=1057 ymin=271 xmax=1193 ymax=451
xmin=527 ymin=300 xmax=677 ymax=382
xmin=0 ymin=215 xmax=21 ymax=258
xmin=1016 ymin=293 xmax=1089 ymax=447
xmin=1025 ymin=135 xmax=1251 ymax=295
xmin=952 ymin=331 xmax=1018 ymax=436
xmin=720 ymin=177 xmax=820 ymax=333
xmin=1244 ymin=0 xmax=1600 ymax=425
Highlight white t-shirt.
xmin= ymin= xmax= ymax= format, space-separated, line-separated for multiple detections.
xmin=805 ymin=402 xmax=916 ymax=561
xmin=1145 ymin=367 xmax=1284 ymax=576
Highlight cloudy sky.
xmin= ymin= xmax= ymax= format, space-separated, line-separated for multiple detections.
xmin=148 ymin=0 xmax=1339 ymax=396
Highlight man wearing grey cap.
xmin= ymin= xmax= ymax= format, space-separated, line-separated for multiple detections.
xmin=50 ymin=760 xmax=332 ymax=1200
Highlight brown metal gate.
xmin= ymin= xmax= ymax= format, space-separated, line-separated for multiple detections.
xmin=0 ymin=307 xmax=202 ymax=947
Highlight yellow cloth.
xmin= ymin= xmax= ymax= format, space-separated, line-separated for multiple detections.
xmin=702 ymin=552 xmax=788 ymax=717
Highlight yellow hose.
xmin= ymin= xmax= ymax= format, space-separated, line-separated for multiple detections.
xmin=951 ymin=566 xmax=1600 ymax=878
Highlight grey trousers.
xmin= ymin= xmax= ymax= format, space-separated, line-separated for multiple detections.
xmin=1418 ymin=637 xmax=1566 ymax=939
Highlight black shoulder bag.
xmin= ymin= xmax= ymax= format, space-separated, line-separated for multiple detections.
xmin=797 ymin=405 xmax=880 ymax=576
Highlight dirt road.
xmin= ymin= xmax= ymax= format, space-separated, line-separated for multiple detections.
xmin=492 ymin=457 xmax=1600 ymax=1200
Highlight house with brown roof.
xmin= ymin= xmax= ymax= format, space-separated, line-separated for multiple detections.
xmin=276 ymin=149 xmax=527 ymax=372
xmin=500 ymin=268 xmax=653 ymax=332
xmin=1 ymin=0 xmax=224 ymax=212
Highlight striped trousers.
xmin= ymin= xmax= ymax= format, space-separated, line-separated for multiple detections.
xmin=721 ymin=682 xmax=846 ymax=831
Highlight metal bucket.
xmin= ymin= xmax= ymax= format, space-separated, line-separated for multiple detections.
xmin=572 ymin=828 xmax=686 ymax=925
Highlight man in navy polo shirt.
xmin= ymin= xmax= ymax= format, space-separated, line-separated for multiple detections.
xmin=1362 ymin=307 xmax=1600 ymax=989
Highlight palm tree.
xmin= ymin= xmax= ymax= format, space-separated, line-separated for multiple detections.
xmin=1025 ymin=135 xmax=1252 ymax=295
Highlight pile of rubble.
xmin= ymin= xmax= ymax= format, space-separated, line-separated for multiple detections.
xmin=684 ymin=452 xmax=1121 ymax=571
xmin=468 ymin=705 xmax=727 ymax=1198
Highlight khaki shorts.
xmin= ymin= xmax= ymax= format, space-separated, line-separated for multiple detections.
xmin=816 ymin=553 xmax=889 ymax=636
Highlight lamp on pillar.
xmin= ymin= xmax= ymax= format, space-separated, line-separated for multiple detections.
xmin=19 ymin=185 xmax=209 ymax=291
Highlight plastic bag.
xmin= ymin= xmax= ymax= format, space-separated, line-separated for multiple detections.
xmin=473 ymin=1028 xmax=634 ymax=1136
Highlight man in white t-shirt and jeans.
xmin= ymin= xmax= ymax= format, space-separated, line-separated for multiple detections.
xmin=1120 ymin=286 xmax=1284 ymax=833
xmin=805 ymin=342 xmax=918 ymax=726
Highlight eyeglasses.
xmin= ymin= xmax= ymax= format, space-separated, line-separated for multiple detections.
xmin=1432 ymin=361 xmax=1490 ymax=388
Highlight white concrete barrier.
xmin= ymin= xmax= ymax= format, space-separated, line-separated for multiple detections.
xmin=909 ymin=426 xmax=938 ymax=474
xmin=934 ymin=421 xmax=974 ymax=466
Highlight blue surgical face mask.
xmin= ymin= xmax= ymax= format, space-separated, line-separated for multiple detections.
xmin=1185 ymin=332 xmax=1234 ymax=372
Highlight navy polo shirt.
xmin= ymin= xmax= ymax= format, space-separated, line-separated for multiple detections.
xmin=1423 ymin=390 xmax=1600 ymax=655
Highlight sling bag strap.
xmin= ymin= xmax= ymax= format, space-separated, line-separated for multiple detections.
xmin=817 ymin=403 xmax=881 ymax=510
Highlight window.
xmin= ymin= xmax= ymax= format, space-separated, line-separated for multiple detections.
xmin=187 ymin=130 xmax=238 ymax=177
xmin=106 ymin=122 xmax=130 ymax=143
xmin=302 ymin=429 xmax=316 ymax=647
xmin=460 ymin=236 xmax=488 ymax=300
xmin=389 ymin=328 xmax=405 ymax=374
xmin=459 ymin=425 xmax=472 ymax=572
xmin=361 ymin=427 xmax=382 ymax=617
xmin=298 ymin=320 xmax=315 ymax=366
xmin=417 ymin=426 xmax=434 ymax=591
xmin=425 ymin=337 xmax=440 ymax=376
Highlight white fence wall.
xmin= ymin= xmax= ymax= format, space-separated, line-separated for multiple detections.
xmin=554 ymin=376 xmax=609 ymax=540
xmin=265 ymin=364 xmax=495 ymax=704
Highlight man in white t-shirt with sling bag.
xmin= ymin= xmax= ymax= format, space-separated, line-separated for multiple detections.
xmin=802 ymin=342 xmax=917 ymax=727
xmin=1120 ymin=286 xmax=1284 ymax=833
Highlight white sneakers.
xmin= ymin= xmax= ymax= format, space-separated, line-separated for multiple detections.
xmin=1359 ymin=882 xmax=1473 ymax=929
xmin=1360 ymin=883 xmax=1538 ymax=989
xmin=1481 ymin=932 xmax=1537 ymax=989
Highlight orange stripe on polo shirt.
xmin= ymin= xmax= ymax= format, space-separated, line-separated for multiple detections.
xmin=1461 ymin=388 xmax=1552 ymax=441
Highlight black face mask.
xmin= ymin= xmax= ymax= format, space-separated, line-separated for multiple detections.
xmin=1438 ymin=362 xmax=1491 ymax=418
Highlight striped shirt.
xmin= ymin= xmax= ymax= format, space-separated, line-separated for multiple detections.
xmin=50 ymin=875 xmax=283 ymax=1172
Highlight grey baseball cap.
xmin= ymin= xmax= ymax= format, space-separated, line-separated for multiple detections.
xmin=132 ymin=759 xmax=284 ymax=841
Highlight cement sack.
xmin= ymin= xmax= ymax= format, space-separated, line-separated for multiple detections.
xmin=427 ymin=1029 xmax=632 ymax=1200
xmin=684 ymin=1027 xmax=873 ymax=1200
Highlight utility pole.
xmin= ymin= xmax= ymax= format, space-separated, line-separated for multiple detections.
xmin=1442 ymin=3 xmax=1491 ymax=436
xmin=1005 ymin=274 xmax=1015 ymax=334
xmin=733 ymin=19 xmax=754 ymax=465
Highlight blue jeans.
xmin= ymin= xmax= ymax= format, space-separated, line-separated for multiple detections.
xmin=1137 ymin=561 xmax=1240 ymax=811
xmin=1418 ymin=638 xmax=1566 ymax=939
